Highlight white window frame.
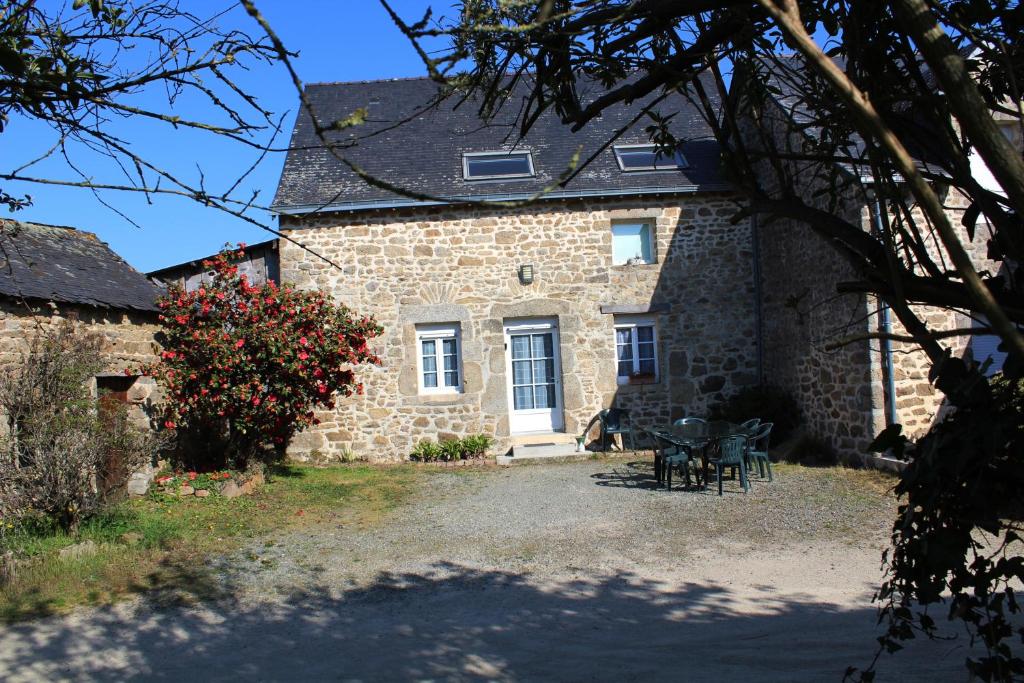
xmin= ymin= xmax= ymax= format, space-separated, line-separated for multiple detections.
xmin=612 ymin=144 xmax=688 ymax=172
xmin=416 ymin=323 xmax=463 ymax=394
xmin=462 ymin=150 xmax=536 ymax=180
xmin=611 ymin=221 xmax=656 ymax=265
xmin=613 ymin=317 xmax=659 ymax=385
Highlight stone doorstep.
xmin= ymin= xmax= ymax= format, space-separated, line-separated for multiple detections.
xmin=509 ymin=432 xmax=578 ymax=447
xmin=499 ymin=440 xmax=582 ymax=465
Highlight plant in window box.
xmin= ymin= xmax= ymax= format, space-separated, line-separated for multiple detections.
xmin=628 ymin=370 xmax=656 ymax=384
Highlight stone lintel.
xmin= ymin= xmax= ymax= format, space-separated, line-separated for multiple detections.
xmin=599 ymin=303 xmax=670 ymax=315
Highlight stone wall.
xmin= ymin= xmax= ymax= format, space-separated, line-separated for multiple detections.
xmin=744 ymin=93 xmax=994 ymax=459
xmin=756 ymin=212 xmax=881 ymax=459
xmin=0 ymin=300 xmax=162 ymax=430
xmin=278 ymin=194 xmax=759 ymax=461
xmin=883 ymin=186 xmax=992 ymax=438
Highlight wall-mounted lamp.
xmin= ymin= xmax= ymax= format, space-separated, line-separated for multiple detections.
xmin=518 ymin=264 xmax=535 ymax=285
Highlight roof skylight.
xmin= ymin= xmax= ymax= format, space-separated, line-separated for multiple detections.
xmin=463 ymin=151 xmax=535 ymax=180
xmin=613 ymin=145 xmax=687 ymax=172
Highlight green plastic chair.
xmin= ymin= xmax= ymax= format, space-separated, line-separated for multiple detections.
xmin=665 ymin=417 xmax=708 ymax=488
xmin=739 ymin=418 xmax=761 ymax=431
xmin=747 ymin=422 xmax=773 ymax=481
xmin=708 ymin=435 xmax=750 ymax=495
xmin=598 ymin=408 xmax=636 ymax=452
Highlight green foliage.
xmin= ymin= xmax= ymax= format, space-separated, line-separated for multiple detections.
xmin=146 ymin=246 xmax=382 ymax=470
xmin=409 ymin=434 xmax=493 ymax=462
xmin=410 ymin=441 xmax=441 ymax=462
xmin=461 ymin=434 xmax=494 ymax=458
xmin=709 ymin=385 xmax=800 ymax=446
xmin=438 ymin=439 xmax=464 ymax=462
xmin=870 ymin=368 xmax=1024 ymax=681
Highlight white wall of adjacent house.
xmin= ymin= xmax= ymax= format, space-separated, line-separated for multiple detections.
xmin=966 ymin=113 xmax=1021 ymax=375
xmin=969 ymin=116 xmax=1022 ymax=194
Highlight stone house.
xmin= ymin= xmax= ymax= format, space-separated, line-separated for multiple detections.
xmin=0 ymin=219 xmax=163 ymax=429
xmin=256 ymin=76 xmax=763 ymax=462
xmin=155 ymin=70 xmax=1001 ymax=464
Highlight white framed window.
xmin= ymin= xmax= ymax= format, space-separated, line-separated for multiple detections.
xmin=611 ymin=221 xmax=655 ymax=265
xmin=416 ymin=323 xmax=463 ymax=394
xmin=462 ymin=151 xmax=535 ymax=180
xmin=614 ymin=317 xmax=658 ymax=384
xmin=613 ymin=144 xmax=687 ymax=172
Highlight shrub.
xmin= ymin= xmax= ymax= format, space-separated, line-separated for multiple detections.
xmin=410 ymin=441 xmax=441 ymax=462
xmin=438 ymin=439 xmax=464 ymax=462
xmin=0 ymin=322 xmax=163 ymax=534
xmin=708 ymin=384 xmax=800 ymax=446
xmin=146 ymin=245 xmax=383 ymax=471
xmin=461 ymin=434 xmax=494 ymax=458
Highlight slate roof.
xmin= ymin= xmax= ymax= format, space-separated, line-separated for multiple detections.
xmin=0 ymin=220 xmax=162 ymax=313
xmin=272 ymin=75 xmax=729 ymax=214
xmin=756 ymin=54 xmax=949 ymax=178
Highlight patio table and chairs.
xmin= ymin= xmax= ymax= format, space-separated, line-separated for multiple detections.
xmin=644 ymin=418 xmax=766 ymax=494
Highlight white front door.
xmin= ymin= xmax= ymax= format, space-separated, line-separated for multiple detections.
xmin=505 ymin=319 xmax=565 ymax=434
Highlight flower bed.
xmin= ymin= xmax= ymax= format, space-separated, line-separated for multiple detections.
xmin=153 ymin=468 xmax=265 ymax=499
xmin=409 ymin=434 xmax=493 ymax=463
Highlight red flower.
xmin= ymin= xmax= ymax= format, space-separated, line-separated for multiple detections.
xmin=298 ymin=351 xmax=309 ymax=361
xmin=235 ymin=339 xmax=245 ymax=349
xmin=299 ymin=336 xmax=308 ymax=346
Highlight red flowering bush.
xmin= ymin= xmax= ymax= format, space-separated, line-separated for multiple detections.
xmin=146 ymin=245 xmax=382 ymax=469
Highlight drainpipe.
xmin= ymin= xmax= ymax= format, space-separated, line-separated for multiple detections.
xmin=751 ymin=214 xmax=765 ymax=385
xmin=869 ymin=195 xmax=899 ymax=427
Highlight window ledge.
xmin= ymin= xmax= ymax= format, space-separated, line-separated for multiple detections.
xmin=616 ymin=380 xmax=662 ymax=392
xmin=411 ymin=393 xmax=472 ymax=406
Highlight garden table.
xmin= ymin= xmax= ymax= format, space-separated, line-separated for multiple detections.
xmin=647 ymin=421 xmax=753 ymax=489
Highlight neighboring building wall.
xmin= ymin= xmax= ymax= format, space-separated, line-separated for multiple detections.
xmin=277 ymin=194 xmax=758 ymax=461
xmin=882 ymin=186 xmax=993 ymax=438
xmin=0 ymin=300 xmax=162 ymax=430
xmin=756 ymin=212 xmax=881 ymax=459
xmin=149 ymin=240 xmax=280 ymax=291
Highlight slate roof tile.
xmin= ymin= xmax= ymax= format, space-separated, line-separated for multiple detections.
xmin=0 ymin=220 xmax=162 ymax=313
xmin=272 ymin=74 xmax=728 ymax=213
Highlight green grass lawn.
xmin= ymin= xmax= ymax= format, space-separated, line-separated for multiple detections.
xmin=0 ymin=464 xmax=425 ymax=622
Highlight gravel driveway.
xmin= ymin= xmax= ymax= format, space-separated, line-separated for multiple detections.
xmin=0 ymin=459 xmax=978 ymax=681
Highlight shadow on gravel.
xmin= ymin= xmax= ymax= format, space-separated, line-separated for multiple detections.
xmin=590 ymin=461 xmax=663 ymax=490
xmin=0 ymin=562 xmax=969 ymax=681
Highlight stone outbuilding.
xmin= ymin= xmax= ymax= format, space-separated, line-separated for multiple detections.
xmin=0 ymin=219 xmax=164 ymax=427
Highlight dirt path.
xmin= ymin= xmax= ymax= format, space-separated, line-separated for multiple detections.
xmin=0 ymin=461 xmax=976 ymax=681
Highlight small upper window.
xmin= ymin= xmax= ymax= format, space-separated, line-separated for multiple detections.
xmin=611 ymin=222 xmax=655 ymax=265
xmin=614 ymin=317 xmax=659 ymax=384
xmin=463 ymin=151 xmax=535 ymax=180
xmin=613 ymin=144 xmax=687 ymax=172
xmin=416 ymin=323 xmax=463 ymax=394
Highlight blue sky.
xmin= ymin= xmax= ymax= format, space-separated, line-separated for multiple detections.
xmin=2 ymin=1 xmax=435 ymax=272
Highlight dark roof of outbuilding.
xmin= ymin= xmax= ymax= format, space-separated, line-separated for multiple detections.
xmin=272 ymin=75 xmax=729 ymax=214
xmin=0 ymin=220 xmax=163 ymax=313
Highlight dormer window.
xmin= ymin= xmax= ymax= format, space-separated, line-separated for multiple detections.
xmin=613 ymin=144 xmax=687 ymax=172
xmin=463 ymin=151 xmax=535 ymax=180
